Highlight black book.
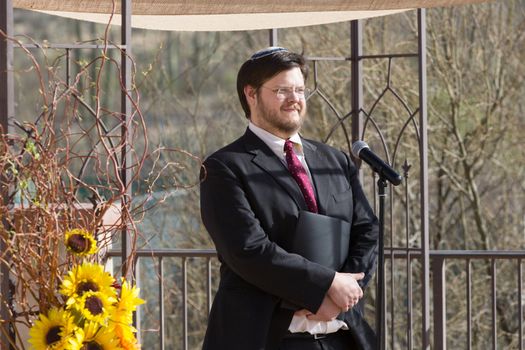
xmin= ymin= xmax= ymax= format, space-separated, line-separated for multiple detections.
xmin=288 ymin=210 xmax=351 ymax=270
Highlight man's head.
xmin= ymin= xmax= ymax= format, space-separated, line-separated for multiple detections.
xmin=237 ymin=47 xmax=310 ymax=138
xmin=237 ymin=47 xmax=309 ymax=119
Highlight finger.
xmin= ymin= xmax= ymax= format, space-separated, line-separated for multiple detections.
xmin=294 ymin=309 xmax=311 ymax=316
xmin=306 ymin=314 xmax=319 ymax=320
xmin=350 ymin=272 xmax=365 ymax=280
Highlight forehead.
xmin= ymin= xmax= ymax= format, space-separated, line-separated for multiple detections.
xmin=264 ymin=67 xmax=305 ymax=86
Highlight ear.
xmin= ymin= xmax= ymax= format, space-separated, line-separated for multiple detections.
xmin=244 ymin=85 xmax=258 ymax=105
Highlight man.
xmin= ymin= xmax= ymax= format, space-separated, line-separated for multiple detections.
xmin=200 ymin=47 xmax=378 ymax=350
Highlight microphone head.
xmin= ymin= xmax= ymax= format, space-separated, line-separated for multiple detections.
xmin=351 ymin=140 xmax=369 ymax=158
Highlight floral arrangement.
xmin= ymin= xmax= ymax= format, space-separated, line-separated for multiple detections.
xmin=0 ymin=30 xmax=148 ymax=348
xmin=28 ymin=229 xmax=144 ymax=350
xmin=0 ymin=12 xmax=201 ymax=350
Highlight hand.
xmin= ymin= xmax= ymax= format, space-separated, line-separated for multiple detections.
xmin=306 ymin=295 xmax=341 ymax=321
xmin=327 ymin=272 xmax=364 ymax=310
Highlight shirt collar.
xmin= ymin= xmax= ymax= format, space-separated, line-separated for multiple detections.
xmin=248 ymin=122 xmax=304 ymax=159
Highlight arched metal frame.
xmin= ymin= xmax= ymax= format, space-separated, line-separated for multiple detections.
xmin=275 ymin=13 xmax=431 ymax=350
xmin=0 ymin=4 xmax=431 ymax=350
xmin=0 ymin=4 xmax=430 ymax=350
xmin=7 ymin=4 xmax=523 ymax=350
xmin=4 ymin=0 xmax=525 ymax=350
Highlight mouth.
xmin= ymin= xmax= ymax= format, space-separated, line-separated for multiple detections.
xmin=282 ymin=105 xmax=301 ymax=113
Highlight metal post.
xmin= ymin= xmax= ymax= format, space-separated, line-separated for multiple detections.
xmin=466 ymin=260 xmax=472 ymax=349
xmin=159 ymin=257 xmax=165 ymax=350
xmin=491 ymin=260 xmax=497 ymax=350
xmin=519 ymin=259 xmax=523 ymax=350
xmin=0 ymin=3 xmax=13 ymax=130
xmin=66 ymin=48 xmax=72 ymax=86
xmin=417 ymin=8 xmax=431 ymax=350
xmin=376 ymin=178 xmax=388 ymax=350
xmin=350 ymin=20 xmax=363 ymax=144
xmin=432 ymin=257 xmax=447 ymax=350
xmin=1 ymin=1 xmax=14 ymax=349
xmin=120 ymin=0 xmax=133 ymax=280
xmin=269 ymin=29 xmax=278 ymax=46
xmin=1 ymin=0 xmax=14 ymax=131
xmin=182 ymin=257 xmax=188 ymax=350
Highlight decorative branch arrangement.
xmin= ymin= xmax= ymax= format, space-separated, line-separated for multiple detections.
xmin=0 ymin=14 xmax=201 ymax=350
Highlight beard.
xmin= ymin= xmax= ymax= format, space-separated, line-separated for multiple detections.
xmin=255 ymin=95 xmax=306 ymax=136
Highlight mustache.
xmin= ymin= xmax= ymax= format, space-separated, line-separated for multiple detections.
xmin=282 ymin=103 xmax=302 ymax=110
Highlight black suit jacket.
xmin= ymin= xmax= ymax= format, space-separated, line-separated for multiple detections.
xmin=200 ymin=128 xmax=379 ymax=350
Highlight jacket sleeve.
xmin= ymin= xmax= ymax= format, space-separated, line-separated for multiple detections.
xmin=200 ymin=156 xmax=335 ymax=313
xmin=343 ymin=153 xmax=379 ymax=288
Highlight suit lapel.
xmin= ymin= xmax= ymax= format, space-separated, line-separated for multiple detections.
xmin=302 ymin=139 xmax=331 ymax=215
xmin=242 ymin=129 xmax=309 ymax=211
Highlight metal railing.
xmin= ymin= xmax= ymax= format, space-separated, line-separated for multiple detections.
xmin=108 ymin=249 xmax=217 ymax=350
xmin=430 ymin=250 xmax=524 ymax=350
xmin=115 ymin=248 xmax=524 ymax=350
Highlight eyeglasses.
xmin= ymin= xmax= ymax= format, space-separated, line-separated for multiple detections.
xmin=260 ymin=86 xmax=312 ymax=99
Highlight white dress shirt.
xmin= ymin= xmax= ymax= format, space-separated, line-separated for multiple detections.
xmin=248 ymin=122 xmax=348 ymax=335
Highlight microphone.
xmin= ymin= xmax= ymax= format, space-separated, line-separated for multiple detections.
xmin=351 ymin=141 xmax=402 ymax=186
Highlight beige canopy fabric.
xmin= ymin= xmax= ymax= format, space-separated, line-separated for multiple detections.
xmin=33 ymin=10 xmax=408 ymax=31
xmin=14 ymin=0 xmax=490 ymax=15
xmin=14 ymin=0 xmax=491 ymax=31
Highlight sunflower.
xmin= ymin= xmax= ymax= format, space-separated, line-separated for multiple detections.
xmin=68 ymin=321 xmax=123 ymax=350
xmin=64 ymin=228 xmax=98 ymax=257
xmin=60 ymin=262 xmax=116 ymax=307
xmin=28 ymin=307 xmax=76 ymax=350
xmin=71 ymin=290 xmax=116 ymax=325
xmin=112 ymin=279 xmax=145 ymax=325
xmin=106 ymin=280 xmax=144 ymax=350
xmin=112 ymin=323 xmax=140 ymax=350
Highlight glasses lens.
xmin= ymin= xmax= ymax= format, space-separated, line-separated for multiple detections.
xmin=304 ymin=87 xmax=312 ymax=98
xmin=286 ymin=87 xmax=311 ymax=98
xmin=260 ymin=86 xmax=312 ymax=99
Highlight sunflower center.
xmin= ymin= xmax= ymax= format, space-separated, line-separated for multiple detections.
xmin=81 ymin=341 xmax=103 ymax=350
xmin=85 ymin=295 xmax=104 ymax=315
xmin=45 ymin=326 xmax=62 ymax=345
xmin=67 ymin=234 xmax=91 ymax=253
xmin=77 ymin=281 xmax=99 ymax=295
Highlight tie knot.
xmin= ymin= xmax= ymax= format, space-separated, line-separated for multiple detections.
xmin=284 ymin=139 xmax=295 ymax=153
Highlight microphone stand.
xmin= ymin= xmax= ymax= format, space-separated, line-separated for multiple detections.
xmin=376 ymin=176 xmax=387 ymax=350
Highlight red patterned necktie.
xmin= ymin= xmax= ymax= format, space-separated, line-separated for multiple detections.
xmin=284 ymin=139 xmax=318 ymax=213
